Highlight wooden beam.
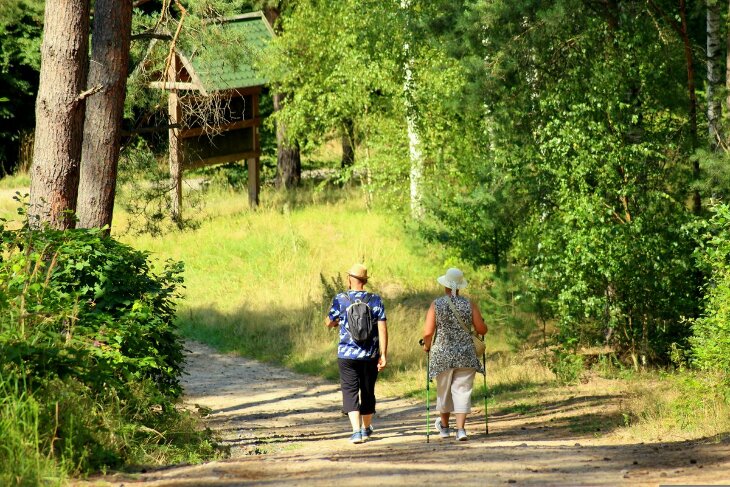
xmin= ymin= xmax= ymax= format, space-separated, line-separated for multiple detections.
xmin=253 ymin=94 xmax=260 ymax=152
xmin=150 ymin=81 xmax=200 ymax=91
xmin=180 ymin=118 xmax=261 ymax=139
xmin=168 ymin=55 xmax=183 ymax=223
xmin=183 ymin=150 xmax=260 ymax=170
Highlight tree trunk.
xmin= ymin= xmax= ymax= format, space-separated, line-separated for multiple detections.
xmin=266 ymin=5 xmax=301 ymax=190
xmin=401 ymin=0 xmax=423 ymax=219
xmin=341 ymin=119 xmax=355 ymax=168
xmin=726 ymin=0 xmax=730 ymax=121
xmin=707 ymin=0 xmax=722 ymax=149
xmin=679 ymin=0 xmax=701 ymax=213
xmin=77 ymin=0 xmax=133 ymax=231
xmin=274 ymin=93 xmax=301 ymax=189
xmin=29 ymin=0 xmax=90 ymax=229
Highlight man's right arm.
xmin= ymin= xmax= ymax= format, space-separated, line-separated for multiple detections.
xmin=326 ymin=295 xmax=340 ymax=327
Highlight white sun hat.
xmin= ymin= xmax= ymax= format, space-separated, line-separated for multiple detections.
xmin=437 ymin=267 xmax=467 ymax=290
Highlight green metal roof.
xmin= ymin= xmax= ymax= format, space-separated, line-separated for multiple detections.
xmin=182 ymin=12 xmax=274 ymax=93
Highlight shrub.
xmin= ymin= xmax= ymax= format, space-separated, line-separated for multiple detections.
xmin=0 ymin=215 xmax=217 ymax=476
xmin=692 ymin=203 xmax=730 ymax=376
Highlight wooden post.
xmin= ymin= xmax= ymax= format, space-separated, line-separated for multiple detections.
xmin=248 ymin=92 xmax=261 ymax=208
xmin=168 ymin=54 xmax=183 ymax=223
xmin=248 ymin=157 xmax=259 ymax=207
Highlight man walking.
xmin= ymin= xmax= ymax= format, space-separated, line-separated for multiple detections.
xmin=326 ymin=263 xmax=388 ymax=444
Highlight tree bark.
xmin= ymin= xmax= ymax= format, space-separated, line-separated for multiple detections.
xmin=274 ymin=92 xmax=301 ymax=189
xmin=266 ymin=5 xmax=301 ymax=190
xmin=726 ymin=0 xmax=730 ymax=121
xmin=77 ymin=0 xmax=133 ymax=231
xmin=29 ymin=0 xmax=90 ymax=229
xmin=401 ymin=0 xmax=424 ymax=219
xmin=679 ymin=0 xmax=701 ymax=213
xmin=706 ymin=0 xmax=722 ymax=149
xmin=341 ymin=119 xmax=355 ymax=168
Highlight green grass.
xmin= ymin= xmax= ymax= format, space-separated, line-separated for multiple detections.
xmin=0 ymin=379 xmax=66 ymax=487
xmin=115 ymin=184 xmax=497 ymax=396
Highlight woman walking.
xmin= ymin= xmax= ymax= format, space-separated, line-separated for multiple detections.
xmin=421 ymin=268 xmax=487 ymax=441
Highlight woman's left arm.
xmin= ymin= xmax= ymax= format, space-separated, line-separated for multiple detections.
xmin=471 ymin=301 xmax=487 ymax=336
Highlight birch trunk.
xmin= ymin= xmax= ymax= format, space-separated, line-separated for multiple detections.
xmin=707 ymin=0 xmax=722 ymax=149
xmin=29 ymin=0 xmax=90 ymax=229
xmin=77 ymin=0 xmax=133 ymax=231
xmin=401 ymin=0 xmax=423 ymax=219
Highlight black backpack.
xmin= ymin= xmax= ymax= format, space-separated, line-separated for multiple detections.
xmin=342 ymin=293 xmax=375 ymax=344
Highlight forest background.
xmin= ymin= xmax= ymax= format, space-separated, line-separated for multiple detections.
xmin=3 ymin=0 xmax=730 ymax=484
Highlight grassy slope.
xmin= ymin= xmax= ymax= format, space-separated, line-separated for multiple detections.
xmin=116 ymin=186 xmax=505 ymax=395
xmin=2 ymin=175 xmax=727 ymax=443
xmin=117 ymin=185 xmax=730 ymax=442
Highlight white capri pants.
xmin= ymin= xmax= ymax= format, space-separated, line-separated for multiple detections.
xmin=435 ymin=368 xmax=476 ymax=414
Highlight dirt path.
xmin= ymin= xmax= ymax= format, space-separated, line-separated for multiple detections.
xmin=96 ymin=342 xmax=730 ymax=486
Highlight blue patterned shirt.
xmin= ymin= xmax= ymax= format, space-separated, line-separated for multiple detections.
xmin=328 ymin=290 xmax=387 ymax=360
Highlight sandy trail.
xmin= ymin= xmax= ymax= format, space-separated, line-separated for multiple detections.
xmin=97 ymin=341 xmax=730 ymax=486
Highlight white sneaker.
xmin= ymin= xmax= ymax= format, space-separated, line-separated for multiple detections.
xmin=456 ymin=428 xmax=468 ymax=441
xmin=434 ymin=419 xmax=450 ymax=438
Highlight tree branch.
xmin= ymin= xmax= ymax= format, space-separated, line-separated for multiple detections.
xmin=74 ymin=84 xmax=103 ymax=104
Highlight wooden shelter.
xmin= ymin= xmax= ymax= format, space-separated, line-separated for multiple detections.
xmin=150 ymin=11 xmax=275 ymax=216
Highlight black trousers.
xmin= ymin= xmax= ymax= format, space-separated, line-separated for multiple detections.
xmin=338 ymin=358 xmax=379 ymax=415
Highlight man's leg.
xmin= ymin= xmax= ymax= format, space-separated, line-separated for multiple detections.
xmin=338 ymin=359 xmax=361 ymax=432
xmin=348 ymin=411 xmax=362 ymax=431
xmin=359 ymin=359 xmax=379 ymax=428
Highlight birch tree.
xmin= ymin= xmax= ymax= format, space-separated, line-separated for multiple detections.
xmin=401 ymin=0 xmax=424 ymax=219
xmin=29 ymin=0 xmax=90 ymax=229
xmin=706 ymin=0 xmax=722 ymax=149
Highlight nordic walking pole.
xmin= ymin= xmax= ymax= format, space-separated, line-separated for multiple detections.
xmin=483 ymin=347 xmax=489 ymax=435
xmin=420 ymin=338 xmax=430 ymax=443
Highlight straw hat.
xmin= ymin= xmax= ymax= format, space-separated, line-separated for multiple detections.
xmin=347 ymin=263 xmax=369 ymax=282
xmin=437 ymin=267 xmax=467 ymax=290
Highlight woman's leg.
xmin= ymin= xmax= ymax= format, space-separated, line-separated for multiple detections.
xmin=435 ymin=369 xmax=455 ymax=428
xmin=451 ymin=368 xmax=476 ymax=429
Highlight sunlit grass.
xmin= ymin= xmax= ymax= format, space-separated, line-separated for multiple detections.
xmin=112 ymin=183 xmax=510 ymax=398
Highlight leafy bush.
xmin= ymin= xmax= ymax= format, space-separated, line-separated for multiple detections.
xmin=692 ymin=204 xmax=730 ymax=375
xmin=0 ymin=214 xmax=218 ymax=476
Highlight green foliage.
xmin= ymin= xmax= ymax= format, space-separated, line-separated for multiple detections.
xmin=691 ymin=204 xmax=730 ymax=375
xmin=116 ymin=138 xmax=203 ymax=236
xmin=0 ymin=0 xmax=43 ymax=171
xmin=0 ymin=212 xmax=218 ymax=477
xmin=414 ymin=0 xmax=704 ymax=362
xmin=547 ymin=349 xmax=584 ymax=385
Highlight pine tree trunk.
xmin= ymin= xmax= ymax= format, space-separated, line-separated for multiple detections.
xmin=341 ymin=119 xmax=355 ymax=168
xmin=77 ymin=0 xmax=133 ymax=231
xmin=274 ymin=93 xmax=301 ymax=189
xmin=707 ymin=0 xmax=722 ymax=149
xmin=679 ymin=0 xmax=701 ymax=213
xmin=726 ymin=0 xmax=730 ymax=121
xmin=29 ymin=0 xmax=90 ymax=229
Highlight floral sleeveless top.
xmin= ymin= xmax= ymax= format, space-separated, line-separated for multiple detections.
xmin=429 ymin=295 xmax=484 ymax=379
